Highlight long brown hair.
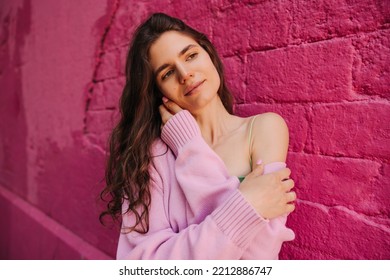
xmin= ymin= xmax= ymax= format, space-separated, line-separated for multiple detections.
xmin=100 ymin=13 xmax=234 ymax=233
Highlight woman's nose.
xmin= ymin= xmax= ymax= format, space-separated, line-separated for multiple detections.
xmin=177 ymin=64 xmax=193 ymax=84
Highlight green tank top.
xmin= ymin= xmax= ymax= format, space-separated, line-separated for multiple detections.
xmin=237 ymin=115 xmax=257 ymax=183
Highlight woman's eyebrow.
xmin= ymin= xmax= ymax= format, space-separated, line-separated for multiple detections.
xmin=179 ymin=44 xmax=197 ymax=57
xmin=154 ymin=44 xmax=198 ymax=76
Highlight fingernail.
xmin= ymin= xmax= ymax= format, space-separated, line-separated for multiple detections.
xmin=256 ymin=159 xmax=263 ymax=165
xmin=162 ymin=97 xmax=168 ymax=103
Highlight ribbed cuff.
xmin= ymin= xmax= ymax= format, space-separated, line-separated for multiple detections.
xmin=211 ymin=190 xmax=268 ymax=249
xmin=161 ymin=110 xmax=201 ymax=156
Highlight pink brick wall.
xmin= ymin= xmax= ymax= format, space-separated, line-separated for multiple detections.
xmin=0 ymin=0 xmax=389 ymax=259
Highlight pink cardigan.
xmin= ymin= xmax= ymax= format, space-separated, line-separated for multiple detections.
xmin=116 ymin=110 xmax=295 ymax=259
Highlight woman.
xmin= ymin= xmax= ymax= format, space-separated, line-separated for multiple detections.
xmin=100 ymin=13 xmax=296 ymax=259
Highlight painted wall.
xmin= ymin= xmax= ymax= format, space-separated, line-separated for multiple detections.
xmin=0 ymin=0 xmax=389 ymax=259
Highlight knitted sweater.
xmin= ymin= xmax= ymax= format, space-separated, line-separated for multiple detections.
xmin=116 ymin=110 xmax=295 ymax=259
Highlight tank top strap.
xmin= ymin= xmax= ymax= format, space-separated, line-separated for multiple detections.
xmin=248 ymin=115 xmax=258 ymax=169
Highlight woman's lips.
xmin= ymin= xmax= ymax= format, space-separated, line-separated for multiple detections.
xmin=185 ymin=80 xmax=205 ymax=96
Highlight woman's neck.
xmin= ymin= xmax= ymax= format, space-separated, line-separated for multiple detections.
xmin=191 ymin=97 xmax=239 ymax=147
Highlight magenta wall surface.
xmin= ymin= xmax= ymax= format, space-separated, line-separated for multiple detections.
xmin=0 ymin=0 xmax=389 ymax=259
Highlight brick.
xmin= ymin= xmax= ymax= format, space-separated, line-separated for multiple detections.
xmin=247 ymin=39 xmax=354 ymax=102
xmin=186 ymin=16 xmax=214 ymax=43
xmin=104 ymin=1 xmax=150 ymax=48
xmin=88 ymin=77 xmax=124 ymax=110
xmin=88 ymin=82 xmax=106 ymax=110
xmin=223 ymin=55 xmax=247 ymax=103
xmin=169 ymin=1 xmax=211 ymax=22
xmin=102 ymin=77 xmax=125 ymax=109
xmin=88 ymin=76 xmax=124 ymax=110
xmin=280 ymin=242 xmax=337 ymax=260
xmin=309 ymin=102 xmax=390 ymax=159
xmin=373 ymin=163 xmax=390 ymax=224
xmin=95 ymin=50 xmax=120 ymax=81
xmin=287 ymin=153 xmax=388 ymax=216
xmin=289 ymin=202 xmax=390 ymax=259
xmin=212 ymin=5 xmax=251 ymax=56
xmin=139 ymin=6 xmax=214 ymax=37
xmin=246 ymin=0 xmax=291 ymax=50
xmin=288 ymin=0 xmax=389 ymax=44
xmin=235 ymin=103 xmax=308 ymax=153
xmin=381 ymin=0 xmax=390 ymax=23
xmin=352 ymin=29 xmax=390 ymax=98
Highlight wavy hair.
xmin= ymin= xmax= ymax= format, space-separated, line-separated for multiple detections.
xmin=100 ymin=13 xmax=234 ymax=233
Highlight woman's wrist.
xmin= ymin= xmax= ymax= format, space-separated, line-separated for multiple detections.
xmin=161 ymin=110 xmax=201 ymax=156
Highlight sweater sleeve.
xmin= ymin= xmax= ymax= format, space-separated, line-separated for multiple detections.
xmin=116 ymin=166 xmax=268 ymax=260
xmin=161 ymin=110 xmax=243 ymax=224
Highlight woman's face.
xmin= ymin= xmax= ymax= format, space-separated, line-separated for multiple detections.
xmin=149 ymin=31 xmax=221 ymax=112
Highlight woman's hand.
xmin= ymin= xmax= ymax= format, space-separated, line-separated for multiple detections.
xmin=239 ymin=163 xmax=296 ymax=219
xmin=159 ymin=97 xmax=183 ymax=125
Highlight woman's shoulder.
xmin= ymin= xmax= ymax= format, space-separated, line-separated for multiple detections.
xmin=252 ymin=112 xmax=287 ymax=129
xmin=249 ymin=112 xmax=289 ymax=164
xmin=250 ymin=112 xmax=288 ymax=138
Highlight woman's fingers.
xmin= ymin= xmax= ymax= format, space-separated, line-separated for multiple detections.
xmin=159 ymin=104 xmax=173 ymax=125
xmin=163 ymin=98 xmax=183 ymax=114
xmin=286 ymin=191 xmax=296 ymax=203
xmin=285 ymin=203 xmax=296 ymax=214
xmin=277 ymin=167 xmax=291 ymax=181
xmin=160 ymin=98 xmax=183 ymax=125
xmin=249 ymin=162 xmax=264 ymax=177
xmin=282 ymin=178 xmax=295 ymax=192
xmin=239 ymin=166 xmax=297 ymax=219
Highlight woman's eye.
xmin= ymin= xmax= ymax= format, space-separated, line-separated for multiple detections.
xmin=162 ymin=69 xmax=174 ymax=80
xmin=187 ymin=53 xmax=198 ymax=61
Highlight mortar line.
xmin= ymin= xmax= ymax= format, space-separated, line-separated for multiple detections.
xmin=298 ymin=199 xmax=390 ymax=234
xmin=83 ymin=0 xmax=121 ymax=134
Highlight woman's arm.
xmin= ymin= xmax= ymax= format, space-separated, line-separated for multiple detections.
xmin=240 ymin=112 xmax=296 ymax=259
xmin=117 ymin=165 xmax=268 ymax=259
xmin=248 ymin=112 xmax=296 ymax=221
xmin=250 ymin=112 xmax=289 ymax=168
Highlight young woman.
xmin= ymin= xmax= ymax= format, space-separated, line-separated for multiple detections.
xmin=101 ymin=13 xmax=296 ymax=259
